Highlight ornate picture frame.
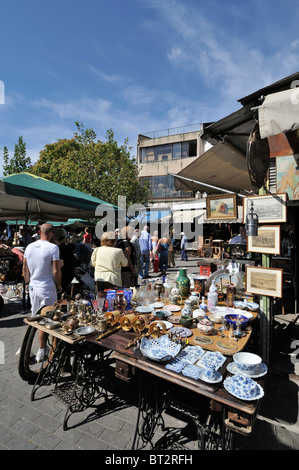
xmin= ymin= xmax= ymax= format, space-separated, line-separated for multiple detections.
xmin=206 ymin=194 xmax=237 ymax=220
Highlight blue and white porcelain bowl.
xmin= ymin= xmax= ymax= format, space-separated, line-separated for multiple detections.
xmin=140 ymin=335 xmax=181 ymax=363
xmin=224 ymin=374 xmax=263 ymax=400
xmin=233 ymin=301 xmax=246 ymax=309
xmin=233 ymin=352 xmax=262 ymax=374
xmin=244 ymin=300 xmax=259 ymax=311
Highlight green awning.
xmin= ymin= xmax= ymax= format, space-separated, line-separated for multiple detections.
xmin=0 ymin=172 xmax=117 ymax=221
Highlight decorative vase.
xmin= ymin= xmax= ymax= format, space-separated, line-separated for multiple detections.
xmin=207 ymin=280 xmax=218 ymax=308
xmin=181 ymin=300 xmax=193 ymax=316
xmin=176 ymin=268 xmax=190 ymax=298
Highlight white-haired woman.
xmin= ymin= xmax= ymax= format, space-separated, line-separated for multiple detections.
xmin=91 ymin=231 xmax=128 ymax=291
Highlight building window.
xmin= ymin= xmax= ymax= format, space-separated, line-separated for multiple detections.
xmin=140 ymin=140 xmax=197 ymax=163
xmin=140 ymin=175 xmax=192 ymax=199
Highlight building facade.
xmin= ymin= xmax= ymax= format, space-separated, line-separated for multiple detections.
xmin=137 ymin=125 xmax=210 ymax=202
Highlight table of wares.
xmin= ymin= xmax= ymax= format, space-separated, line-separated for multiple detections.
xmin=23 ymin=317 xmax=110 ymax=430
xmin=22 ymin=298 xmax=263 ymax=448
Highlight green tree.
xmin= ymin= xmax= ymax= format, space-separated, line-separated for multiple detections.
xmin=31 ymin=122 xmax=151 ymax=208
xmin=3 ymin=136 xmax=32 ymax=175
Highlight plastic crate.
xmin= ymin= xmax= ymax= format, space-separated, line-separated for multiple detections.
xmin=199 ymin=265 xmax=212 ymax=277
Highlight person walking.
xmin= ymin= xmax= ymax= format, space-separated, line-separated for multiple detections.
xmin=180 ymin=232 xmax=188 ymax=261
xmin=22 ymin=223 xmax=62 ymax=362
xmin=130 ymin=228 xmax=141 ymax=284
xmin=116 ymin=226 xmax=137 ymax=287
xmin=157 ymin=235 xmax=169 ymax=274
xmin=139 ymin=225 xmax=152 ymax=279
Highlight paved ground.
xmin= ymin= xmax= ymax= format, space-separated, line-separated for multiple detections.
xmin=0 ymin=255 xmax=298 ymax=451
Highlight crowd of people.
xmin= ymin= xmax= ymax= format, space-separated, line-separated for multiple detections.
xmin=0 ymin=221 xmax=189 ymax=362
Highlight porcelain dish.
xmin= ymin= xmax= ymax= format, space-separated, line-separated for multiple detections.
xmin=135 ymin=306 xmax=154 ymax=313
xmin=196 ymin=351 xmax=226 ymax=370
xmin=244 ymin=301 xmax=259 ymax=311
xmin=176 ymin=345 xmax=205 ymax=364
xmin=233 ymin=301 xmax=246 ymax=309
xmin=227 ymin=362 xmax=268 ymax=378
xmin=150 ymin=302 xmax=164 ymax=309
xmin=140 ymin=335 xmax=181 ymax=362
xmin=169 ymin=326 xmax=192 ymax=337
xmin=164 ymin=305 xmax=181 ymax=312
xmin=224 ymin=375 xmax=264 ymax=401
xmin=181 ymin=364 xmax=222 ymax=383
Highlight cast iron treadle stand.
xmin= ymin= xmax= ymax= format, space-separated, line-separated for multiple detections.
xmin=30 ymin=338 xmax=109 ymax=430
xmin=131 ymin=371 xmax=233 ymax=450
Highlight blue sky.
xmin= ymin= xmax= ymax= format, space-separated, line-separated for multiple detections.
xmin=0 ymin=0 xmax=298 ymax=173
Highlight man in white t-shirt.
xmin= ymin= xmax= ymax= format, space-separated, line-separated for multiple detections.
xmin=23 ymin=223 xmax=62 ymax=362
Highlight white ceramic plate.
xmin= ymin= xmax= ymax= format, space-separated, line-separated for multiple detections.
xmin=135 ymin=306 xmax=154 ymax=313
xmin=150 ymin=320 xmax=173 ymax=330
xmin=164 ymin=304 xmax=181 ymax=312
xmin=150 ymin=302 xmax=164 ymax=309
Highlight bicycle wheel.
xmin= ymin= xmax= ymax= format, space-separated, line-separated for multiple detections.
xmin=0 ymin=295 xmax=4 ymax=318
xmin=18 ymin=306 xmax=53 ymax=382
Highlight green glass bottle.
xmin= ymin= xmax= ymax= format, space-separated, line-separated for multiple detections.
xmin=176 ymin=268 xmax=190 ymax=298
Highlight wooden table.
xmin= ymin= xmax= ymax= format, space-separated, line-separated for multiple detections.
xmin=24 ymin=318 xmax=108 ymax=430
xmin=92 ymin=321 xmax=264 ymax=450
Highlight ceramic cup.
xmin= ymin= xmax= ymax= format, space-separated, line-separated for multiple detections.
xmin=203 ymin=365 xmax=218 ymax=381
xmin=155 ymin=310 xmax=167 ymax=320
xmin=180 ymin=315 xmax=194 ymax=328
xmin=233 ymin=352 xmax=262 ymax=375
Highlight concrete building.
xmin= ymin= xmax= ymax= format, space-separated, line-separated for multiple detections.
xmin=137 ymin=124 xmax=211 ymax=203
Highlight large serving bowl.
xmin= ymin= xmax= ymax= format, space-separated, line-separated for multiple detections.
xmin=244 ymin=300 xmax=259 ymax=311
xmin=225 ymin=313 xmax=249 ymax=328
xmin=140 ymin=335 xmax=181 ymax=363
xmin=233 ymin=352 xmax=262 ymax=374
xmin=224 ymin=374 xmax=263 ymax=400
xmin=233 ymin=301 xmax=246 ymax=309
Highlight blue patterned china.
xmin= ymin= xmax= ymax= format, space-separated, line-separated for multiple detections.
xmin=177 ymin=345 xmax=205 ymax=364
xmin=165 ymin=358 xmax=188 ymax=373
xmin=196 ymin=351 xmax=226 ymax=370
xmin=233 ymin=352 xmax=262 ymax=374
xmin=201 ymin=366 xmax=222 ymax=383
xmin=203 ymin=365 xmax=219 ymax=381
xmin=182 ymin=364 xmax=202 ymax=380
xmin=224 ymin=375 xmax=264 ymax=401
xmin=244 ymin=300 xmax=259 ymax=311
xmin=227 ymin=361 xmax=268 ymax=378
xmin=140 ymin=335 xmax=181 ymax=362
xmin=169 ymin=326 xmax=192 ymax=337
xmin=233 ymin=301 xmax=246 ymax=309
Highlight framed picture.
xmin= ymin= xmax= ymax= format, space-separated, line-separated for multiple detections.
xmin=247 ymin=225 xmax=281 ymax=255
xmin=243 ymin=193 xmax=287 ymax=224
xmin=206 ymin=194 xmax=237 ymax=220
xmin=276 ymin=155 xmax=299 ymax=201
xmin=245 ymin=266 xmax=283 ymax=298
